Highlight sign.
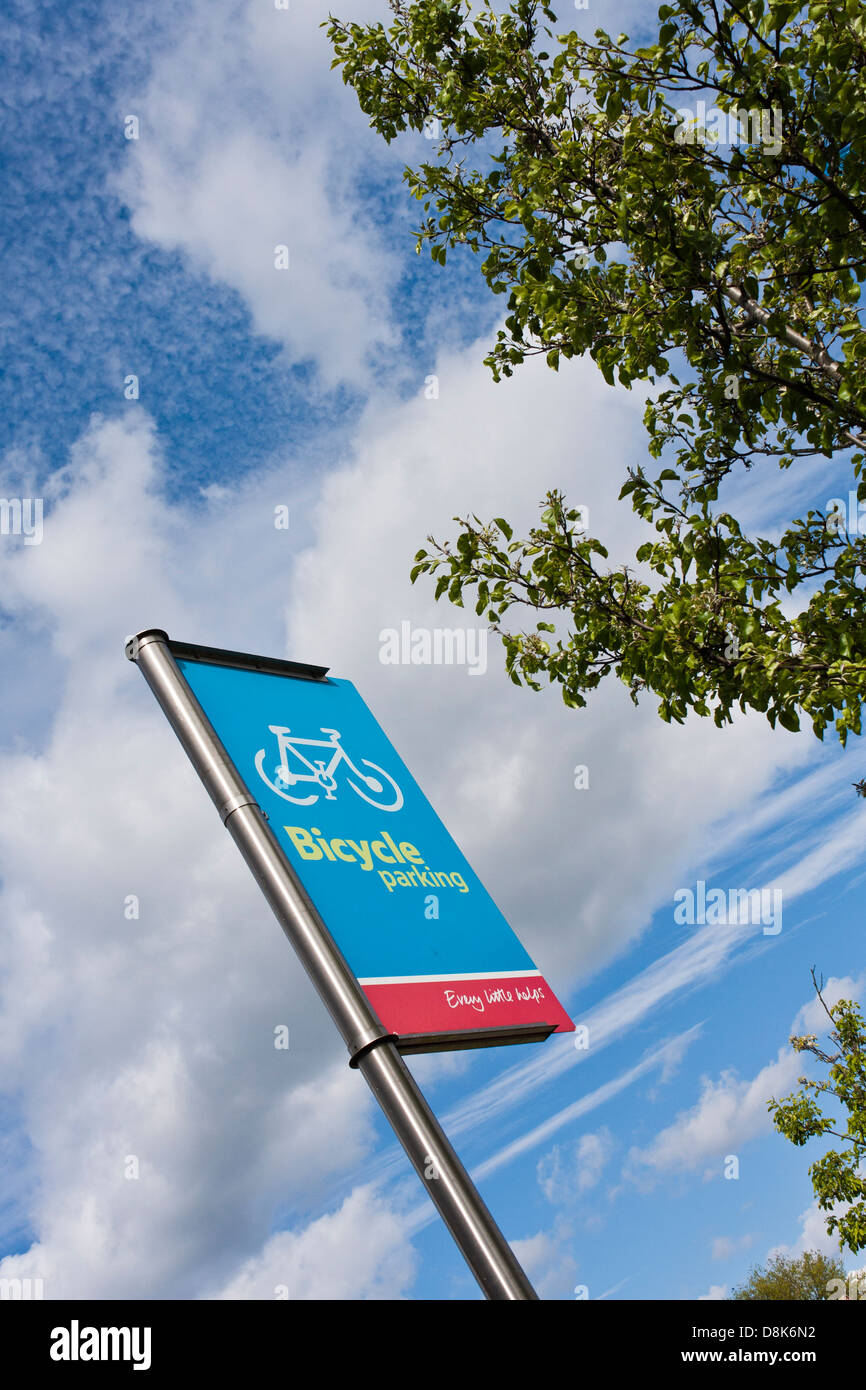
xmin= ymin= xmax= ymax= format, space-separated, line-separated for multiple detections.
xmin=177 ymin=654 xmax=574 ymax=1042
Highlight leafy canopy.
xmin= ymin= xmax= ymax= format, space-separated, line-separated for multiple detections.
xmin=729 ymin=1248 xmax=846 ymax=1300
xmin=327 ymin=0 xmax=866 ymax=742
xmin=769 ymin=970 xmax=866 ymax=1255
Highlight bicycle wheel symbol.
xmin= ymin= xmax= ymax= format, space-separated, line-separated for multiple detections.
xmin=254 ymin=750 xmax=318 ymax=805
xmin=344 ymin=760 xmax=403 ymax=812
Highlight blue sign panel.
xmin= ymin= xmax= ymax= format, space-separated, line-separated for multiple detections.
xmin=178 ymin=658 xmax=574 ymax=1037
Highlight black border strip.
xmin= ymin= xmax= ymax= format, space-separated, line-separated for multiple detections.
xmin=168 ymin=639 xmax=329 ymax=682
xmin=394 ymin=1022 xmax=558 ymax=1055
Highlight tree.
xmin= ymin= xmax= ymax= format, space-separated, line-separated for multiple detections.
xmin=729 ymin=1249 xmax=846 ymax=1300
xmin=327 ymin=0 xmax=866 ymax=743
xmin=769 ymin=970 xmax=866 ymax=1255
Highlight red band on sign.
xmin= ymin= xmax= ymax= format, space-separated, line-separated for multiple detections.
xmin=361 ymin=974 xmax=575 ymax=1036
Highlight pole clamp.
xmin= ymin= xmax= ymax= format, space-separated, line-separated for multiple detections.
xmin=348 ymin=1033 xmax=399 ymax=1069
xmin=218 ymin=794 xmax=264 ymax=826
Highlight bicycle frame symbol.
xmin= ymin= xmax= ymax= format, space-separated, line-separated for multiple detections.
xmin=254 ymin=726 xmax=404 ymax=811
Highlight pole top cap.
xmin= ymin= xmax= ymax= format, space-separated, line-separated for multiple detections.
xmin=124 ymin=629 xmax=170 ymax=662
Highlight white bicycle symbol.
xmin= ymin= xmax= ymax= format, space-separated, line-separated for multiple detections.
xmin=254 ymin=726 xmax=404 ymax=811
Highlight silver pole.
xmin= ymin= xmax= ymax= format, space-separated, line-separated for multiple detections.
xmin=126 ymin=629 xmax=538 ymax=1301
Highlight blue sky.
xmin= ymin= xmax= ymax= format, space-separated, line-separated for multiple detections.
xmin=0 ymin=0 xmax=864 ymax=1301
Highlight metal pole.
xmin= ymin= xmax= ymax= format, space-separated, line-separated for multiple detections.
xmin=126 ymin=629 xmax=538 ymax=1301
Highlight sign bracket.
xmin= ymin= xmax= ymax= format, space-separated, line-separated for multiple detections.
xmin=393 ymin=1021 xmax=558 ymax=1057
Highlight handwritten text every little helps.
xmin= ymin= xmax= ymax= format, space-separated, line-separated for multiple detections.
xmin=444 ymin=983 xmax=547 ymax=1013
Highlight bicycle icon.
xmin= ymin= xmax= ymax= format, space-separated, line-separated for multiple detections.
xmin=254 ymin=726 xmax=404 ymax=811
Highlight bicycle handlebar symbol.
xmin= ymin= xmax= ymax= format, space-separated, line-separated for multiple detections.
xmin=254 ymin=726 xmax=404 ymax=812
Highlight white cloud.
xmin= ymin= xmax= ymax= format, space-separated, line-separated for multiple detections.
xmin=537 ymin=1128 xmax=616 ymax=1204
xmin=774 ymin=820 xmax=866 ymax=912
xmin=0 ymin=412 xmax=399 ymax=1297
xmin=712 ymin=1232 xmax=753 ymax=1261
xmin=768 ymin=1201 xmax=850 ymax=1263
xmin=698 ymin=1283 xmax=728 ymax=1300
xmin=619 ymin=975 xmax=863 ymax=1193
xmin=625 ymin=1046 xmax=802 ymax=1184
xmin=469 ymin=1030 xmax=698 ymax=1186
xmin=213 ymin=1186 xmax=416 ymax=1300
xmin=117 ymin=0 xmax=401 ymax=389
xmin=791 ymin=974 xmax=864 ymax=1038
xmin=511 ymin=1220 xmax=578 ymax=1301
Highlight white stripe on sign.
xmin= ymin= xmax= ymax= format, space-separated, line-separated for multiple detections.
xmin=358 ymin=969 xmax=542 ymax=985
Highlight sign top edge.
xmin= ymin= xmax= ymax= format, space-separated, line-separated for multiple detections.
xmin=125 ymin=629 xmax=330 ymax=682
